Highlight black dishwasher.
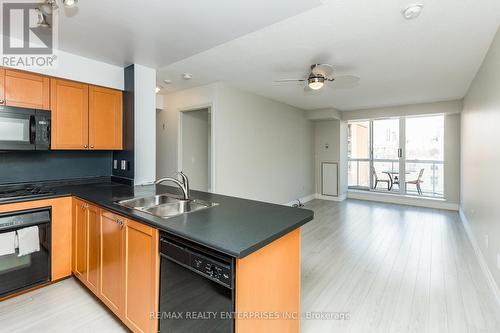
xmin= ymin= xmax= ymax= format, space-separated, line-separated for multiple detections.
xmin=159 ymin=232 xmax=234 ymax=333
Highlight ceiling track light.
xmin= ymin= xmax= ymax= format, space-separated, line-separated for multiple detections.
xmin=37 ymin=0 xmax=79 ymax=27
xmin=402 ymin=3 xmax=424 ymax=20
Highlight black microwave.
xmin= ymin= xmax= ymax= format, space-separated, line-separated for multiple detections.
xmin=0 ymin=106 xmax=50 ymax=151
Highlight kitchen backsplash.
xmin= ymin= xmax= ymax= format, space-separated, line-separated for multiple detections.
xmin=0 ymin=151 xmax=113 ymax=184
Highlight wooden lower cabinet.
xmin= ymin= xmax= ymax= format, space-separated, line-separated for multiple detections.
xmin=124 ymin=220 xmax=159 ymax=333
xmin=99 ymin=210 xmax=125 ymax=317
xmin=72 ymin=205 xmax=159 ymax=333
xmin=72 ymin=199 xmax=101 ymax=294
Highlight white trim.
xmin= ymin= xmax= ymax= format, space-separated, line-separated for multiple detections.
xmin=285 ymin=194 xmax=316 ymax=207
xmin=459 ymin=208 xmax=500 ymax=307
xmin=347 ymin=190 xmax=459 ymax=210
xmin=315 ymin=193 xmax=347 ymax=202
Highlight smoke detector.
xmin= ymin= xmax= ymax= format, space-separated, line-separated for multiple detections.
xmin=402 ymin=3 xmax=424 ymax=20
xmin=182 ymin=73 xmax=193 ymax=80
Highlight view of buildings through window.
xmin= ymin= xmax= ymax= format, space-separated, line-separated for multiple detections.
xmin=347 ymin=115 xmax=444 ymax=197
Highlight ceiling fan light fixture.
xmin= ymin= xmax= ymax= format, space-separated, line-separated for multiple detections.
xmin=308 ymin=76 xmax=325 ymax=90
xmin=63 ymin=0 xmax=78 ymax=8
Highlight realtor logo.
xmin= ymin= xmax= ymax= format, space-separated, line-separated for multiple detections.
xmin=1 ymin=1 xmax=58 ymax=68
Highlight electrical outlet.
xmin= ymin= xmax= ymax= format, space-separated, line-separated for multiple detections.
xmin=121 ymin=160 xmax=128 ymax=171
xmin=485 ymin=235 xmax=489 ymax=249
xmin=113 ymin=160 xmax=118 ymax=169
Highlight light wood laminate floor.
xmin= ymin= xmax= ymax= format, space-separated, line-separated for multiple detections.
xmin=302 ymin=199 xmax=500 ymax=333
xmin=1 ymin=199 xmax=499 ymax=332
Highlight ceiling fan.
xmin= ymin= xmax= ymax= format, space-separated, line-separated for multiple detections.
xmin=274 ymin=64 xmax=360 ymax=92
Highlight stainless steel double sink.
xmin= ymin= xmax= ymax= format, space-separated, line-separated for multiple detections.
xmin=116 ymin=194 xmax=218 ymax=219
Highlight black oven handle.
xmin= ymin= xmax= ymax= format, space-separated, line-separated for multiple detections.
xmin=29 ymin=115 xmax=36 ymax=144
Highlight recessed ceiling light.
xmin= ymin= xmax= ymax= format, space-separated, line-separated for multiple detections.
xmin=182 ymin=73 xmax=193 ymax=80
xmin=155 ymin=86 xmax=161 ymax=94
xmin=402 ymin=3 xmax=424 ymax=20
xmin=163 ymin=79 xmax=172 ymax=84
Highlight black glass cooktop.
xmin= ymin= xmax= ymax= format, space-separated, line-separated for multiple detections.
xmin=0 ymin=185 xmax=55 ymax=202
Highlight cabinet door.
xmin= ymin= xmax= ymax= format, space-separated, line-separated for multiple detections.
xmin=4 ymin=69 xmax=50 ymax=110
xmin=100 ymin=210 xmax=125 ymax=317
xmin=89 ymin=86 xmax=123 ymax=150
xmin=124 ymin=220 xmax=159 ymax=333
xmin=86 ymin=204 xmax=100 ymax=294
xmin=73 ymin=199 xmax=87 ymax=282
xmin=51 ymin=79 xmax=89 ymax=150
xmin=0 ymin=68 xmax=4 ymax=104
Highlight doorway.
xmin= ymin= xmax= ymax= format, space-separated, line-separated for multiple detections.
xmin=179 ymin=108 xmax=212 ymax=192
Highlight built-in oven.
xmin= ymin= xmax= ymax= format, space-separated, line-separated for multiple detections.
xmin=159 ymin=232 xmax=234 ymax=333
xmin=0 ymin=208 xmax=51 ymax=298
xmin=0 ymin=106 xmax=50 ymax=151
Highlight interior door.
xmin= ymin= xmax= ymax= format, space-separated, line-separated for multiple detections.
xmin=371 ymin=118 xmax=402 ymax=193
xmin=99 ymin=211 xmax=125 ymax=317
xmin=73 ymin=200 xmax=87 ymax=282
xmin=89 ymin=86 xmax=122 ymax=150
xmin=86 ymin=204 xmax=100 ymax=294
xmin=51 ymin=79 xmax=89 ymax=149
xmin=4 ymin=69 xmax=50 ymax=110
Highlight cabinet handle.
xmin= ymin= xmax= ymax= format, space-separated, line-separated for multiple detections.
xmin=0 ymin=99 xmax=5 ymax=104
xmin=84 ymin=144 xmax=88 ymax=148
xmin=90 ymin=145 xmax=94 ymax=149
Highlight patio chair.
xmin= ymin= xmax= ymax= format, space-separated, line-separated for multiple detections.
xmin=406 ymin=168 xmax=425 ymax=195
xmin=371 ymin=166 xmax=391 ymax=190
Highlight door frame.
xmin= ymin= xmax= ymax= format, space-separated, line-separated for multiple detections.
xmin=177 ymin=104 xmax=215 ymax=192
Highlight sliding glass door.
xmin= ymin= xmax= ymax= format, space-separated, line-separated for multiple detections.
xmin=405 ymin=115 xmax=444 ymax=197
xmin=371 ymin=119 xmax=403 ymax=193
xmin=348 ymin=115 xmax=444 ymax=198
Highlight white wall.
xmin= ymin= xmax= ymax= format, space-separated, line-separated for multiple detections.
xmin=157 ymin=83 xmax=315 ymax=204
xmin=461 ymin=27 xmax=500 ymax=289
xmin=215 ymin=84 xmax=314 ymax=204
xmin=341 ymin=100 xmax=462 ymax=121
xmin=156 ymin=83 xmax=218 ymax=180
xmin=180 ymin=109 xmax=210 ymax=191
xmin=134 ymin=65 xmax=156 ymax=185
xmin=5 ymin=43 xmax=124 ymax=90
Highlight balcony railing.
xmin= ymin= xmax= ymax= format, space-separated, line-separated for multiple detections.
xmin=348 ymin=159 xmax=444 ymax=197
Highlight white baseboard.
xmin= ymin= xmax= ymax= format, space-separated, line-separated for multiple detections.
xmin=347 ymin=190 xmax=459 ymax=211
xmin=315 ymin=193 xmax=347 ymax=202
xmin=459 ymin=208 xmax=500 ymax=307
xmin=285 ymin=194 xmax=316 ymax=207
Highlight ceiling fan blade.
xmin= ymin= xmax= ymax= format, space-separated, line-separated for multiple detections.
xmin=273 ymin=79 xmax=306 ymax=82
xmin=311 ymin=64 xmax=334 ymax=77
xmin=329 ymin=75 xmax=360 ymax=89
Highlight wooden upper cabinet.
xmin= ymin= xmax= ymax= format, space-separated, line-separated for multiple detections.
xmin=124 ymin=220 xmax=159 ymax=333
xmin=89 ymin=86 xmax=123 ymax=150
xmin=2 ymin=69 xmax=50 ymax=110
xmin=99 ymin=210 xmax=125 ymax=318
xmin=51 ymin=79 xmax=89 ymax=150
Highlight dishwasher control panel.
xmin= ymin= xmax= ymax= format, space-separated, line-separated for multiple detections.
xmin=190 ymin=253 xmax=232 ymax=288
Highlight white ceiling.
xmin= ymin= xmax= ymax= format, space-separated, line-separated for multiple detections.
xmin=56 ymin=0 xmax=321 ymax=68
xmin=156 ymin=0 xmax=500 ymax=111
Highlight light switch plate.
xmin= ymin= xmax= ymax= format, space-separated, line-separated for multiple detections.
xmin=121 ymin=160 xmax=128 ymax=171
xmin=113 ymin=160 xmax=118 ymax=169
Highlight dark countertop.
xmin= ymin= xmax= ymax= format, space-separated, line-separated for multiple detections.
xmin=0 ymin=179 xmax=314 ymax=258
